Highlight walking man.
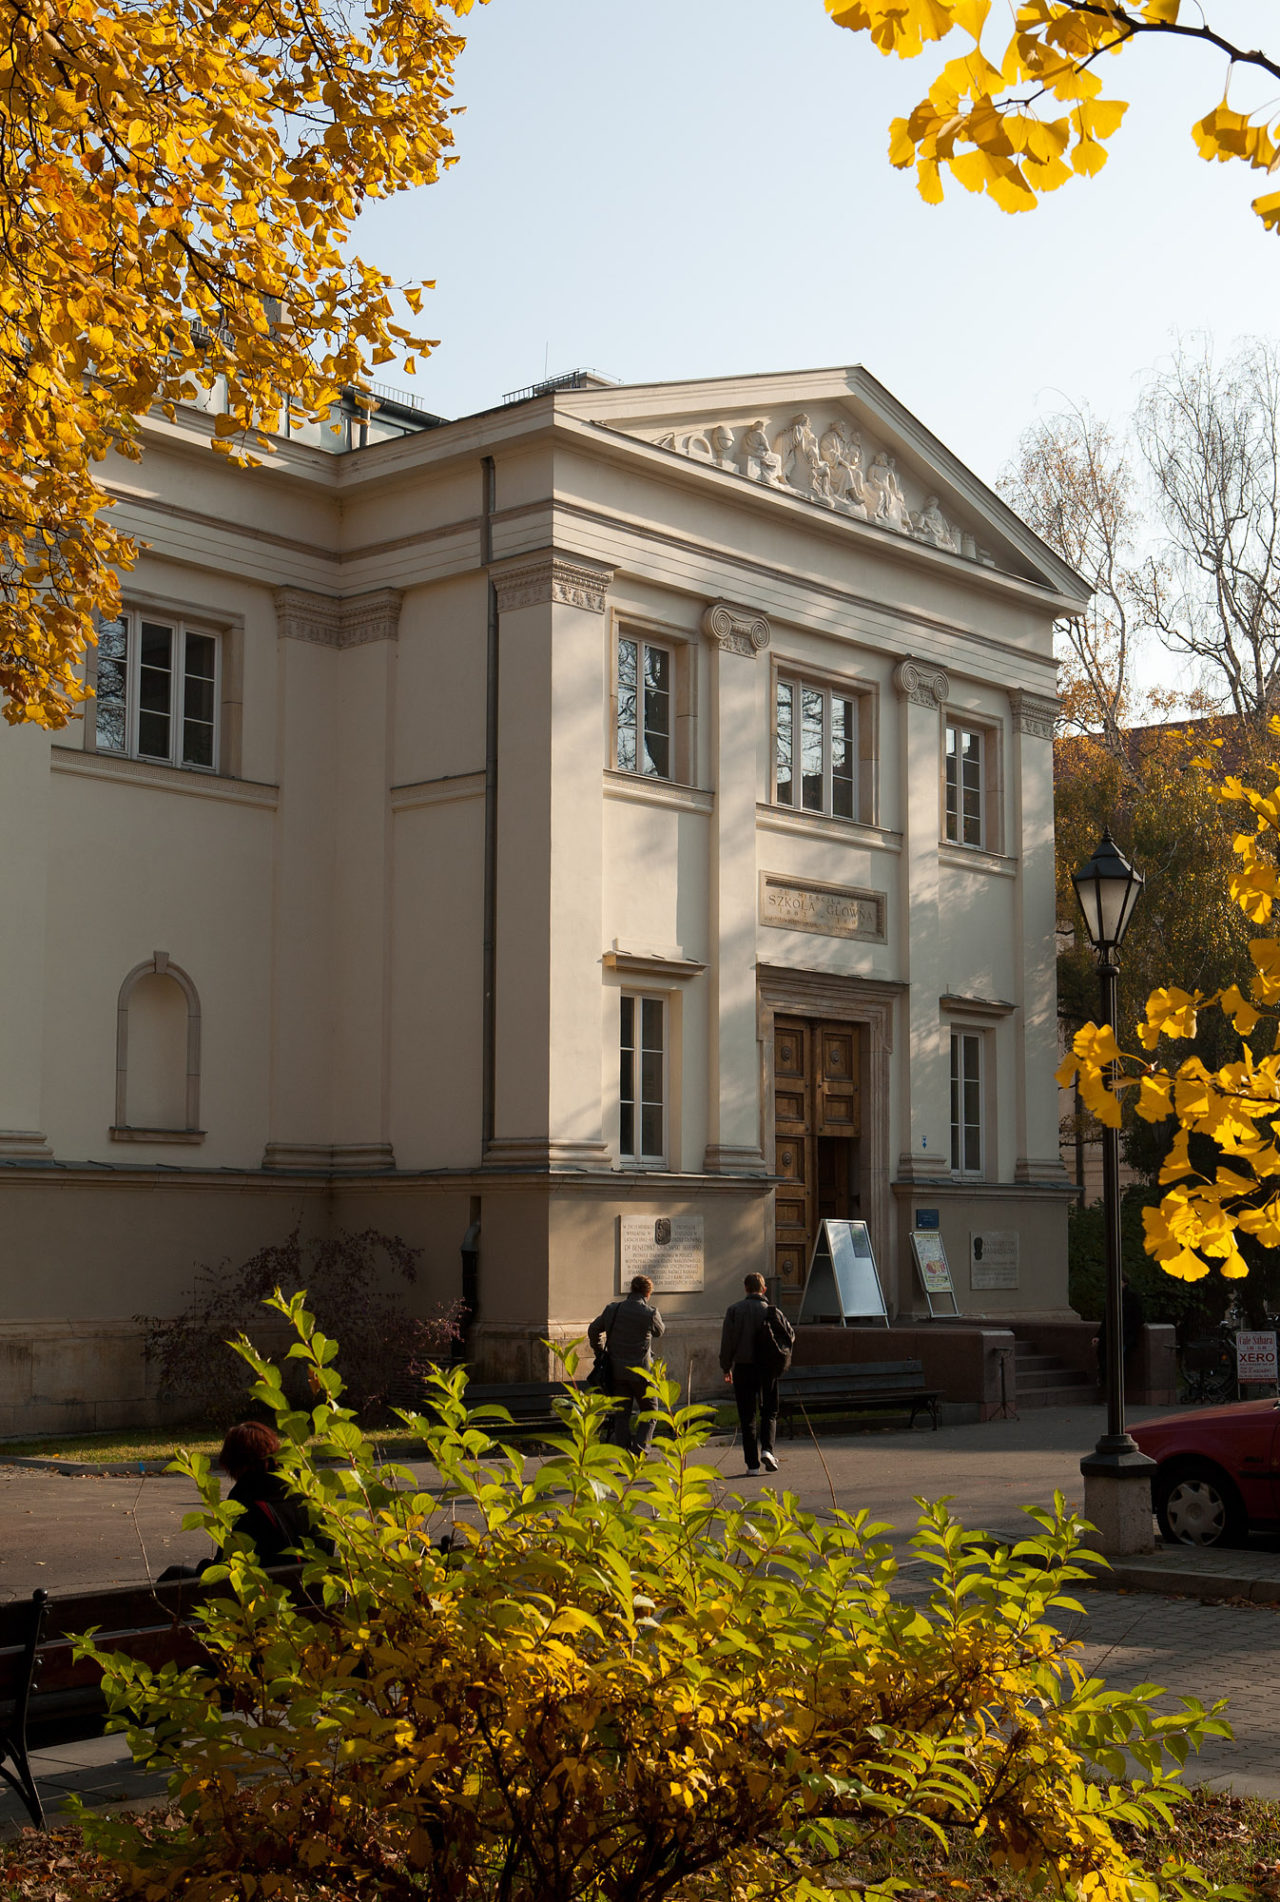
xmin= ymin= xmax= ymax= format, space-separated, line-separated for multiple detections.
xmin=589 ymin=1274 xmax=665 ymax=1453
xmin=720 ymin=1272 xmax=791 ymax=1475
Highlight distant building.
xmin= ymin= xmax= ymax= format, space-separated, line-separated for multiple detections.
xmin=0 ymin=365 xmax=1084 ymax=1433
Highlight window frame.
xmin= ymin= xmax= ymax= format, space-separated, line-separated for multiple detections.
xmin=943 ymin=716 xmax=1002 ymax=852
xmin=770 ymin=663 xmax=875 ymax=825
xmin=92 ymin=608 xmax=222 ymax=774
xmin=949 ymin=1027 xmax=985 ymax=1178
xmin=619 ymin=990 xmax=668 ymax=1168
xmin=614 ymin=631 xmax=676 ymax=783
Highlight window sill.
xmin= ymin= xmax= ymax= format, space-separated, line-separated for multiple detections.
xmin=938 ymin=840 xmax=1015 ymax=877
xmin=110 ymin=1126 xmax=206 ymax=1145
xmin=757 ymin=804 xmax=901 ymax=852
xmin=604 ymin=770 xmax=713 ymax=814
xmin=618 ymin=1157 xmax=669 ymax=1171
xmin=52 ymin=748 xmax=278 ymax=808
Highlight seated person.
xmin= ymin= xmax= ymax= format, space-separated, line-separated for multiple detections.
xmin=159 ymin=1420 xmax=325 ymax=1579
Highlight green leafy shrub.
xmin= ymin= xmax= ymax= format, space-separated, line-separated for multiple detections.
xmin=81 ymin=1293 xmax=1231 ymax=1902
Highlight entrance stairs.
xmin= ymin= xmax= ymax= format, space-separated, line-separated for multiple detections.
xmin=1013 ymin=1338 xmax=1098 ymax=1409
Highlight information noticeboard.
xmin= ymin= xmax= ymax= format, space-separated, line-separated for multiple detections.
xmin=910 ymin=1231 xmax=960 ymax=1317
xmin=1236 ymin=1330 xmax=1278 ymax=1386
xmin=797 ymin=1220 xmax=889 ymax=1326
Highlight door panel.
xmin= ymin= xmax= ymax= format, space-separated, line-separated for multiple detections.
xmin=774 ymin=1016 xmax=863 ymax=1291
xmin=817 ymin=1025 xmax=860 ymax=1135
xmin=773 ymin=1018 xmax=813 ymax=1288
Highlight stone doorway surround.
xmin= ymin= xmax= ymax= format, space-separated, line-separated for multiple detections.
xmin=757 ymin=966 xmax=905 ymax=1303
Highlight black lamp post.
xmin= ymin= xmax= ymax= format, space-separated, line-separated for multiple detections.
xmin=1071 ymin=829 xmax=1155 ymax=1536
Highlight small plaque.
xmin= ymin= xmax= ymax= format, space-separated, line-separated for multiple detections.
xmin=759 ymin=873 xmax=886 ymax=943
xmin=970 ymin=1230 xmax=1019 ymax=1289
xmin=619 ymin=1214 xmax=704 ymax=1292
xmin=915 ymin=1208 xmax=940 ymax=1230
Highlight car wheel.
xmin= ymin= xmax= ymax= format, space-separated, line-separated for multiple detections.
xmin=1154 ymin=1460 xmax=1248 ymax=1548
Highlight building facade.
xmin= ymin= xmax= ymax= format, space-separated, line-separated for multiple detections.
xmin=0 ymin=365 xmax=1084 ymax=1432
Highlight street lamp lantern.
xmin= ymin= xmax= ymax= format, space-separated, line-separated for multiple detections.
xmin=1072 ymin=826 xmax=1155 ymax=1556
xmin=1071 ymin=828 xmax=1145 ymax=959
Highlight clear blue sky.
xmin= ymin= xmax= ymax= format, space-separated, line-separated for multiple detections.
xmin=353 ymin=0 xmax=1280 ymax=489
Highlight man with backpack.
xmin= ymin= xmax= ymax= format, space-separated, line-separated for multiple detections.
xmin=719 ymin=1272 xmax=795 ymax=1476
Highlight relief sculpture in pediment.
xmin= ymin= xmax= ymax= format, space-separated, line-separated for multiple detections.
xmin=644 ymin=408 xmax=989 ymax=564
xmin=818 ymin=419 xmax=871 ymax=519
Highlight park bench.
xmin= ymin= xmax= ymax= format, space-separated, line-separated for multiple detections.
xmin=777 ymin=1360 xmax=941 ymax=1435
xmin=456 ymin=1380 xmax=588 ymax=1437
xmin=0 ymin=1566 xmax=305 ymax=1830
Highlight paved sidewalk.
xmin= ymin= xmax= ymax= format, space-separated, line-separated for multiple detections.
xmin=7 ymin=1405 xmax=1280 ymax=1834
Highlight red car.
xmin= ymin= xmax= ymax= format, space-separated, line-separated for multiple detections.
xmin=1131 ymin=1398 xmax=1280 ymax=1546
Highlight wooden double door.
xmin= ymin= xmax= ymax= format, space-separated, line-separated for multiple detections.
xmin=773 ymin=1016 xmax=864 ymax=1289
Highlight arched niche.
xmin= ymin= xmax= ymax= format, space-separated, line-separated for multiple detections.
xmin=111 ymin=952 xmax=204 ymax=1142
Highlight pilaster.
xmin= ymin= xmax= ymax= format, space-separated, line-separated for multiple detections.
xmin=702 ymin=601 xmax=769 ymax=1175
xmin=1007 ymin=687 xmax=1068 ymax=1183
xmin=0 ymin=721 xmax=54 ymax=1156
xmin=894 ymin=659 xmax=951 ymax=1183
xmin=263 ymin=588 xmax=402 ymax=1169
xmin=488 ymin=552 xmax=614 ymax=1170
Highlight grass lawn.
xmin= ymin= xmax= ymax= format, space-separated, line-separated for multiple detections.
xmin=0 ymin=1426 xmax=438 ymax=1465
xmin=3 ymin=1788 xmax=1278 ymax=1898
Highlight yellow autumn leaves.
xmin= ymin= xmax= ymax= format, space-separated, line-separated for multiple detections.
xmin=0 ymin=0 xmax=485 ymax=728
xmin=1058 ymin=719 xmax=1280 ymax=1283
xmin=825 ymin=0 xmax=1280 ymax=231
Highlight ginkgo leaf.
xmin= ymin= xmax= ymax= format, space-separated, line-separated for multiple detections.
xmin=826 ymin=0 xmax=1280 ymax=238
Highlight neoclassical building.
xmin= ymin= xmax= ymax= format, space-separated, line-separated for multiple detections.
xmin=0 ymin=365 xmax=1083 ymax=1432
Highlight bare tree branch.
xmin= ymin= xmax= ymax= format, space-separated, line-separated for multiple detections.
xmin=1134 ymin=335 xmax=1280 ymax=725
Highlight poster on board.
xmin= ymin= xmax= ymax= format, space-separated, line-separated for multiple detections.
xmin=910 ymin=1231 xmax=960 ymax=1317
xmin=797 ymin=1220 xmax=890 ymax=1326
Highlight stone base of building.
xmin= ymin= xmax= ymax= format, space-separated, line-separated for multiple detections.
xmin=0 ymin=1161 xmax=1073 ymax=1438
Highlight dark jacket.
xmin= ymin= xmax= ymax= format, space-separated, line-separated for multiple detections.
xmin=720 ymin=1294 xmax=771 ymax=1373
xmin=589 ymin=1294 xmax=665 ymax=1368
xmin=226 ymin=1464 xmax=324 ymax=1567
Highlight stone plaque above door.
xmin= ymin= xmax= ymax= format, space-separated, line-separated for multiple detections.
xmin=759 ymin=874 xmax=886 ymax=943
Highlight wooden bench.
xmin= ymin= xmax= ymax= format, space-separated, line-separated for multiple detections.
xmin=458 ymin=1380 xmax=589 ymax=1437
xmin=777 ymin=1360 xmax=941 ymax=1435
xmin=0 ymin=1568 xmax=305 ymax=1829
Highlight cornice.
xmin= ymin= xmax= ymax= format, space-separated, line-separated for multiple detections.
xmin=274 ymin=586 xmax=402 ymax=648
xmin=551 ymin=498 xmax=1063 ymax=673
xmin=489 ymin=551 xmax=614 ymax=614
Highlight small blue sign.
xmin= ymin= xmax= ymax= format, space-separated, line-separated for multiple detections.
xmin=915 ymin=1208 xmax=940 ymax=1230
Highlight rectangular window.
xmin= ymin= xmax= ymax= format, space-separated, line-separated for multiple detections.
xmin=945 ymin=723 xmax=984 ymax=846
xmin=950 ymin=1030 xmax=983 ymax=1175
xmin=775 ymin=677 xmax=856 ymax=819
xmin=616 ymin=636 xmax=672 ymax=780
xmin=620 ymin=993 xmax=665 ymax=1164
xmin=95 ymin=611 xmax=220 ymax=771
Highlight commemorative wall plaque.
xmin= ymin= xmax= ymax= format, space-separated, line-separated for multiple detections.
xmin=619 ymin=1214 xmax=705 ymax=1292
xmin=969 ymin=1230 xmax=1019 ymax=1290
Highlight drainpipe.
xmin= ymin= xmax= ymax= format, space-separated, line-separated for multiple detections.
xmin=480 ymin=456 xmax=498 ymax=1153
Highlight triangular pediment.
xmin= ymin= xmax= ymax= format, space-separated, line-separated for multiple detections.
xmin=556 ymin=366 xmax=1088 ymax=603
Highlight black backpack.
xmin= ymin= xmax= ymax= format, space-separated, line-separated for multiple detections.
xmin=755 ymin=1301 xmax=795 ymax=1378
